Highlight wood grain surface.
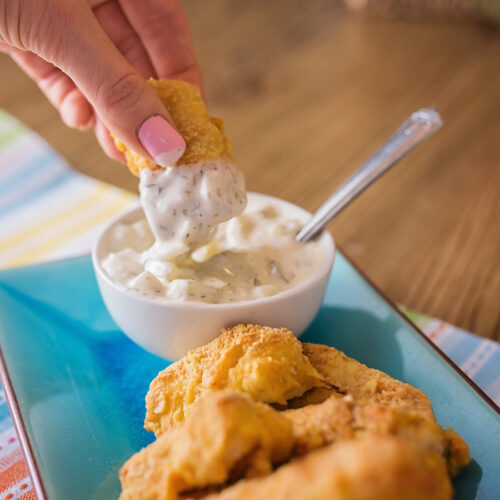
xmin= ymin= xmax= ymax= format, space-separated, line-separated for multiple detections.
xmin=0 ymin=1 xmax=498 ymax=339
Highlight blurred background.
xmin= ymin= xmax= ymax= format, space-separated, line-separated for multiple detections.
xmin=0 ymin=0 xmax=499 ymax=339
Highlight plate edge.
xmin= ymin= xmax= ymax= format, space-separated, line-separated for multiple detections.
xmin=339 ymin=249 xmax=500 ymax=415
xmin=0 ymin=348 xmax=48 ymax=500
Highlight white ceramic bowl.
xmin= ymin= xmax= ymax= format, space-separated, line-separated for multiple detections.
xmin=92 ymin=193 xmax=335 ymax=360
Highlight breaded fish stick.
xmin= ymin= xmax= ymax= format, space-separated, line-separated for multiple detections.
xmin=114 ymin=79 xmax=232 ymax=175
xmin=145 ymin=325 xmax=325 ymax=435
xmin=203 ymin=436 xmax=452 ymax=500
xmin=120 ymin=392 xmax=293 ymax=500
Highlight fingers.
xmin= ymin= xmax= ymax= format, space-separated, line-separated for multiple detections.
xmin=0 ymin=41 xmax=14 ymax=54
xmin=118 ymin=0 xmax=203 ymax=89
xmin=95 ymin=117 xmax=125 ymax=162
xmin=92 ymin=0 xmax=156 ymax=79
xmin=33 ymin=0 xmax=185 ymax=166
xmin=8 ymin=47 xmax=94 ymax=130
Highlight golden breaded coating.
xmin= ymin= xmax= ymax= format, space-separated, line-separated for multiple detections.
xmin=120 ymin=392 xmax=293 ymax=500
xmin=302 ymin=343 xmax=434 ymax=420
xmin=300 ymin=343 xmax=470 ymax=477
xmin=203 ymin=436 xmax=452 ymax=500
xmin=114 ymin=79 xmax=232 ymax=175
xmin=145 ymin=324 xmax=325 ymax=436
xmin=284 ymin=396 xmax=445 ymax=458
xmin=283 ymin=395 xmax=469 ymax=477
xmin=123 ymin=327 xmax=470 ymax=499
xmin=442 ymin=428 xmax=471 ymax=477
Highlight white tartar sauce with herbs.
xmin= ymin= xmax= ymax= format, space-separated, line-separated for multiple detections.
xmin=139 ymin=159 xmax=247 ymax=259
xmin=100 ymin=192 xmax=326 ymax=304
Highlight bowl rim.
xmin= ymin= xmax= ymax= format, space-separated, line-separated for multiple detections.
xmin=92 ymin=192 xmax=335 ymax=310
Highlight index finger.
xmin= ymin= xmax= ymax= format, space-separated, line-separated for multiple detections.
xmin=118 ymin=0 xmax=203 ymax=89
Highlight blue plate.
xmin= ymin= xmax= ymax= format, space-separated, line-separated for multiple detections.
xmin=0 ymin=254 xmax=498 ymax=500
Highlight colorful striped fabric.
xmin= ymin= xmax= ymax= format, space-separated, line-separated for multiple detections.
xmin=0 ymin=109 xmax=498 ymax=498
xmin=0 ymin=110 xmax=136 ymax=269
xmin=403 ymin=309 xmax=500 ymax=405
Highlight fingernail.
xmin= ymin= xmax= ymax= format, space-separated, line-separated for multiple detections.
xmin=138 ymin=115 xmax=186 ymax=167
xmin=77 ymin=116 xmax=95 ymax=132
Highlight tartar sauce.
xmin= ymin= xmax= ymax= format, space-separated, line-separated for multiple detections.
xmin=101 ymin=195 xmax=325 ymax=304
xmin=139 ymin=159 xmax=247 ymax=259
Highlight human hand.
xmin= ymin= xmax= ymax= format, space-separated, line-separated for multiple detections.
xmin=0 ymin=0 xmax=203 ymax=165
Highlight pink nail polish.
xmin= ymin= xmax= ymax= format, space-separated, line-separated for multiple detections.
xmin=138 ymin=115 xmax=186 ymax=167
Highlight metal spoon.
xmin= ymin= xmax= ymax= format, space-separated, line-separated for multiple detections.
xmin=296 ymin=108 xmax=443 ymax=243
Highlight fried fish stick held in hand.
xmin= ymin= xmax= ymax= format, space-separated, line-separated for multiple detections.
xmin=113 ymin=78 xmax=246 ymax=256
xmin=114 ymin=79 xmax=233 ymax=175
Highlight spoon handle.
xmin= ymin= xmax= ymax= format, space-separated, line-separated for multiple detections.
xmin=296 ymin=108 xmax=443 ymax=243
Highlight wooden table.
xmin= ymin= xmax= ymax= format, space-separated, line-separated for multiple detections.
xmin=0 ymin=1 xmax=499 ymax=340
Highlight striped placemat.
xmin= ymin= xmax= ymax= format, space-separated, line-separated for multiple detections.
xmin=0 ymin=109 xmax=498 ymax=498
xmin=403 ymin=308 xmax=500 ymax=401
xmin=0 ymin=110 xmax=135 ymax=269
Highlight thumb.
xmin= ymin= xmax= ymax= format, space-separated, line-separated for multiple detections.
xmin=29 ymin=0 xmax=185 ymax=167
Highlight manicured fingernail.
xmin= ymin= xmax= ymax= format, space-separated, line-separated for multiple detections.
xmin=138 ymin=115 xmax=186 ymax=167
